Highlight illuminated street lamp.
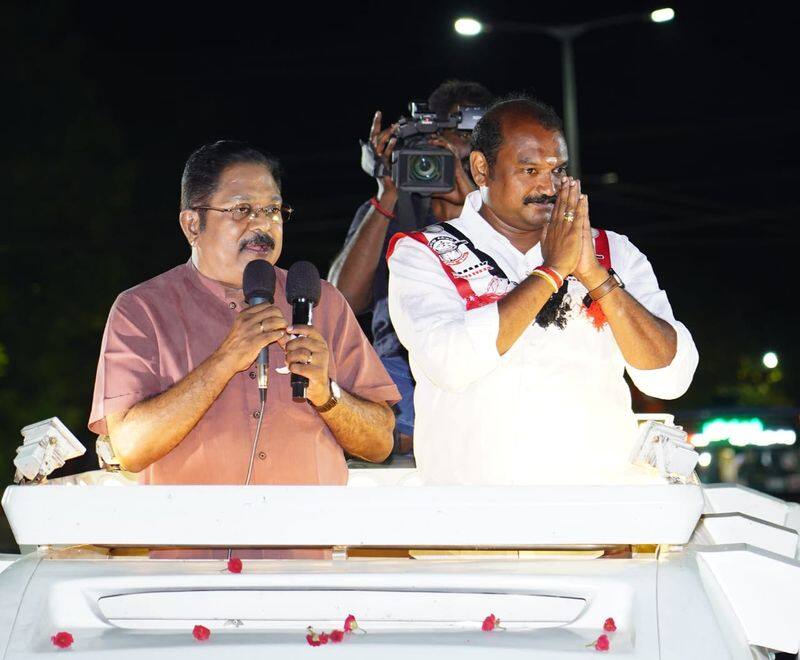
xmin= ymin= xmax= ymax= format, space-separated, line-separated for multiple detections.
xmin=454 ymin=17 xmax=482 ymax=36
xmin=453 ymin=9 xmax=675 ymax=178
xmin=650 ymin=8 xmax=675 ymax=23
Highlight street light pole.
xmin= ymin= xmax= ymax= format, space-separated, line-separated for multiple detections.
xmin=559 ymin=32 xmax=581 ymax=178
xmin=456 ymin=10 xmax=675 ymax=179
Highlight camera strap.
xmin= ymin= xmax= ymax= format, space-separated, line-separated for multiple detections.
xmin=394 ymin=192 xmax=431 ymax=233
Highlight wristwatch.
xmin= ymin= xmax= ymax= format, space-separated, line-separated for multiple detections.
xmin=312 ymin=380 xmax=341 ymax=413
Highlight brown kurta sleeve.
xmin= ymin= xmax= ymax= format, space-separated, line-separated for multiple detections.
xmin=320 ymin=281 xmax=401 ymax=406
xmin=88 ymin=292 xmax=162 ymax=435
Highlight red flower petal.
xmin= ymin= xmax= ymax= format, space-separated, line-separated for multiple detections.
xmin=481 ymin=614 xmax=497 ymax=632
xmin=344 ymin=614 xmax=358 ymax=632
xmin=192 ymin=625 xmax=211 ymax=641
xmin=227 ymin=557 xmax=243 ymax=574
xmin=319 ymin=632 xmax=330 ymax=644
xmin=330 ymin=629 xmax=344 ymax=643
xmin=306 ymin=634 xmax=321 ymax=647
xmin=603 ymin=617 xmax=617 ymax=632
xmin=51 ymin=631 xmax=74 ymax=649
xmin=594 ymin=634 xmax=610 ymax=651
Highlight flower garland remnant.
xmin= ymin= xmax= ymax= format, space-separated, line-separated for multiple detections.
xmin=594 ymin=634 xmax=610 ymax=651
xmin=481 ymin=614 xmax=503 ymax=632
xmin=51 ymin=632 xmax=74 ymax=649
xmin=192 ymin=625 xmax=211 ymax=641
xmin=306 ymin=615 xmax=364 ymax=647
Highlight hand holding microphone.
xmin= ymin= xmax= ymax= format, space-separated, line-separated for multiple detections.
xmin=284 ymin=261 xmax=329 ymax=404
xmin=243 ymin=260 xmax=279 ymax=394
xmin=218 ymin=260 xmax=285 ymax=380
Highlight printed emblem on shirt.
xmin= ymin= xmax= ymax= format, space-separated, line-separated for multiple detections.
xmin=428 ymin=225 xmax=516 ymax=301
xmin=428 ymin=235 xmax=470 ymax=266
xmin=387 ymin=223 xmax=517 ymax=311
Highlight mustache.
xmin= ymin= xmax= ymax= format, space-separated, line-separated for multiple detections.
xmin=239 ymin=233 xmax=275 ymax=251
xmin=523 ymin=194 xmax=557 ymax=205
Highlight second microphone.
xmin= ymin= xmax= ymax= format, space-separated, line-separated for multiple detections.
xmin=285 ymin=261 xmax=321 ymax=402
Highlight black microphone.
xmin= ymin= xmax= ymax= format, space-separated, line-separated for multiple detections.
xmin=285 ymin=261 xmax=321 ymax=402
xmin=243 ymin=260 xmax=276 ymax=398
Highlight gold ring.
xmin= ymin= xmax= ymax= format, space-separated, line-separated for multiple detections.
xmin=563 ymin=211 xmax=575 ymax=222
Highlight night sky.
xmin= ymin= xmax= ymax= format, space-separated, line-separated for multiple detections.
xmin=2 ymin=1 xmax=799 ymax=470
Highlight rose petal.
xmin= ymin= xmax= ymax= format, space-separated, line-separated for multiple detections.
xmin=192 ymin=625 xmax=211 ymax=641
xmin=51 ymin=631 xmax=74 ymax=649
xmin=306 ymin=634 xmax=321 ymax=647
xmin=603 ymin=617 xmax=617 ymax=632
xmin=481 ymin=614 xmax=497 ymax=632
xmin=594 ymin=634 xmax=610 ymax=651
xmin=344 ymin=614 xmax=358 ymax=632
xmin=227 ymin=557 xmax=243 ymax=574
xmin=330 ymin=629 xmax=344 ymax=643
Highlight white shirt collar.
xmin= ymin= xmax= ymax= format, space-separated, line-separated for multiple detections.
xmin=458 ymin=190 xmax=542 ymax=262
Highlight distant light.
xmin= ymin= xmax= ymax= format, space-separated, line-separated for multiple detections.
xmin=762 ymin=351 xmax=779 ymax=369
xmin=650 ymin=7 xmax=675 ymax=23
xmin=692 ymin=417 xmax=796 ymax=448
xmin=455 ymin=17 xmax=483 ymax=36
xmin=600 ymin=172 xmax=619 ymax=185
xmin=702 ymin=417 xmax=763 ymax=443
xmin=698 ymin=452 xmax=712 ymax=468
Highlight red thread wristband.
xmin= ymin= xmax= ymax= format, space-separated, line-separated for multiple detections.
xmin=535 ymin=266 xmax=564 ymax=289
xmin=369 ymin=196 xmax=396 ymax=220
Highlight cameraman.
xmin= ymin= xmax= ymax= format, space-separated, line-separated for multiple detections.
xmin=328 ymin=80 xmax=493 ymax=453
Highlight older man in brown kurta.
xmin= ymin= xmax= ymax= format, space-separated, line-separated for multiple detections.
xmin=88 ymin=140 xmax=399 ymax=558
xmin=89 ymin=261 xmax=398 ymax=486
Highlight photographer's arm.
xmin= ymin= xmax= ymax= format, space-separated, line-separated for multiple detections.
xmin=328 ymin=111 xmax=398 ymax=313
xmin=328 ymin=188 xmax=396 ymax=313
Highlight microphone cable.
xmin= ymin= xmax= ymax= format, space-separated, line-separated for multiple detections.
xmin=228 ymin=376 xmax=267 ymax=562
xmin=245 ymin=394 xmax=267 ymax=487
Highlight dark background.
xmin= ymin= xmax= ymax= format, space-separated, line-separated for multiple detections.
xmin=1 ymin=1 xmax=798 ymax=489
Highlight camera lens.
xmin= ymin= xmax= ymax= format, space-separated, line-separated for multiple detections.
xmin=409 ymin=155 xmax=441 ymax=181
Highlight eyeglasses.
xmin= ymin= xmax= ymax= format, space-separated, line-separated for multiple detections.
xmin=191 ymin=203 xmax=294 ymax=223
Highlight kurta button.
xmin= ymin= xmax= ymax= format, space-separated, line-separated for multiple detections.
xmin=257 ymin=451 xmax=267 ymax=460
xmin=253 ymin=411 xmax=260 ymax=419
xmin=249 ymin=371 xmax=256 ymax=379
xmin=229 ymin=301 xmax=236 ymax=309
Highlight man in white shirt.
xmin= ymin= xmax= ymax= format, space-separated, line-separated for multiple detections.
xmin=387 ymin=96 xmax=698 ymax=484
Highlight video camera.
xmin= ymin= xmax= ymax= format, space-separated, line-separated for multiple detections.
xmin=362 ymin=102 xmax=485 ymax=194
